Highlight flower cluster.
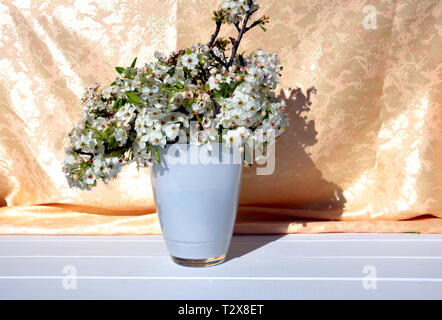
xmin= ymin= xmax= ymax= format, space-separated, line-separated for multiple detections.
xmin=64 ymin=0 xmax=287 ymax=190
xmin=221 ymin=0 xmax=259 ymax=24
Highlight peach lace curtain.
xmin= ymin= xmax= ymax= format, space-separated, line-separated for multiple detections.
xmin=0 ymin=0 xmax=441 ymax=234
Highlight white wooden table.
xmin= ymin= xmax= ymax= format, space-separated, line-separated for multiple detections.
xmin=0 ymin=234 xmax=441 ymax=299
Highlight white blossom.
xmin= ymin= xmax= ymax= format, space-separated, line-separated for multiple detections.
xmin=163 ymin=123 xmax=180 ymax=140
xmin=220 ymin=0 xmax=259 ymax=24
xmin=181 ymin=53 xmax=199 ymax=70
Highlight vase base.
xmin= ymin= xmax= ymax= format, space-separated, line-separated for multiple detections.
xmin=171 ymin=254 xmax=226 ymax=268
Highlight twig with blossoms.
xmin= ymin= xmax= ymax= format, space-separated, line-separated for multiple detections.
xmin=64 ymin=0 xmax=287 ymax=190
xmin=208 ymin=0 xmax=269 ymax=69
xmin=226 ymin=0 xmax=259 ymax=68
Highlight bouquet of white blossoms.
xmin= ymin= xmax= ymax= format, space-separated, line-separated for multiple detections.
xmin=64 ymin=0 xmax=287 ymax=190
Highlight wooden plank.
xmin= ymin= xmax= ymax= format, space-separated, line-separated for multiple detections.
xmin=1 ymin=278 xmax=441 ymax=300
xmin=1 ymin=256 xmax=441 ymax=277
xmin=0 ymin=234 xmax=441 ymax=299
xmin=0 ymin=235 xmax=441 ymax=258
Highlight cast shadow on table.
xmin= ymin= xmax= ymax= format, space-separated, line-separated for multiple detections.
xmin=226 ymin=235 xmax=285 ymax=262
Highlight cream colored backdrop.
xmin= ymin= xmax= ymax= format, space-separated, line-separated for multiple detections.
xmin=0 ymin=0 xmax=441 ymax=234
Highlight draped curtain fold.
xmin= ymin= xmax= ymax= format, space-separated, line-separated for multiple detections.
xmin=0 ymin=0 xmax=441 ymax=234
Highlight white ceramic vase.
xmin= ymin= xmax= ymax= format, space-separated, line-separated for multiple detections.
xmin=151 ymin=143 xmax=243 ymax=267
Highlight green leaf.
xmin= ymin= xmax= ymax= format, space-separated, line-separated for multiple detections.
xmin=113 ymin=97 xmax=122 ymax=110
xmin=115 ymin=67 xmax=125 ymax=74
xmin=107 ymin=136 xmax=119 ymax=150
xmin=130 ymin=57 xmax=137 ymax=68
xmin=155 ymin=148 xmax=161 ymax=164
xmin=126 ymin=91 xmax=141 ymax=105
